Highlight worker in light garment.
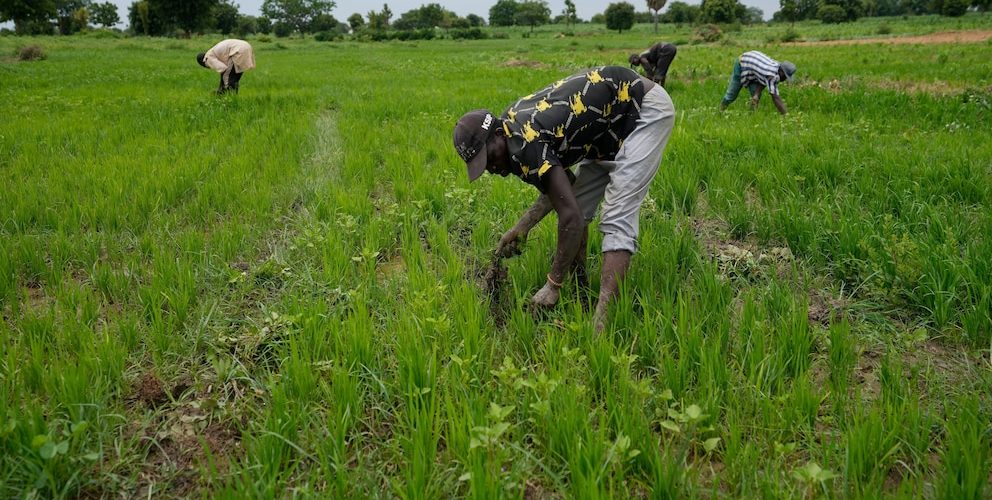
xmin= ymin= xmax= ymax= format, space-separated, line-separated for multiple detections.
xmin=453 ymin=66 xmax=675 ymax=332
xmin=196 ymin=39 xmax=255 ymax=94
xmin=720 ymin=50 xmax=796 ymax=115
xmin=629 ymin=42 xmax=677 ymax=87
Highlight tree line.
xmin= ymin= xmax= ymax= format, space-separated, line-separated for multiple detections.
xmin=2 ymin=0 xmax=988 ymax=37
xmin=775 ymin=0 xmax=988 ymax=24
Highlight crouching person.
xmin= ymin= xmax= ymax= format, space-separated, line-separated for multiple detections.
xmin=196 ymin=39 xmax=255 ymax=94
xmin=453 ymin=66 xmax=676 ymax=332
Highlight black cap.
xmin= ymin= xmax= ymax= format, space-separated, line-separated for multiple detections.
xmin=453 ymin=109 xmax=497 ymax=182
xmin=196 ymin=53 xmax=207 ymax=68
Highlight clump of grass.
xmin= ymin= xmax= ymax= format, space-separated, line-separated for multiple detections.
xmin=781 ymin=28 xmax=802 ymax=42
xmin=876 ymin=23 xmax=892 ymax=35
xmin=16 ymin=45 xmax=46 ymax=61
xmin=692 ymin=24 xmax=723 ymax=44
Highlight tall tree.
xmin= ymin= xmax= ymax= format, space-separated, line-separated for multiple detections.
xmin=128 ymin=0 xmax=168 ymax=35
xmin=604 ymin=2 xmax=635 ymax=33
xmin=514 ymin=0 xmax=549 ymax=32
xmin=213 ymin=0 xmax=239 ymax=33
xmin=380 ymin=3 xmax=391 ymax=25
xmin=661 ymin=1 xmax=698 ymax=23
xmin=700 ymin=0 xmax=746 ymax=23
xmin=156 ymin=0 xmax=219 ymax=36
xmin=563 ymin=0 xmax=576 ymax=27
xmin=778 ymin=0 xmax=797 ymax=24
xmin=261 ymin=0 xmax=335 ymax=34
xmin=466 ymin=13 xmax=485 ymax=26
xmin=646 ymin=0 xmax=666 ymax=33
xmin=0 ymin=0 xmax=56 ymax=34
xmin=56 ymin=0 xmax=90 ymax=34
xmin=489 ymin=0 xmax=518 ymax=26
xmin=347 ymin=12 xmax=363 ymax=29
xmin=90 ymin=1 xmax=119 ymax=27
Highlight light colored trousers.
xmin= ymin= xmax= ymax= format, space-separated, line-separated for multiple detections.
xmin=571 ymin=84 xmax=676 ymax=253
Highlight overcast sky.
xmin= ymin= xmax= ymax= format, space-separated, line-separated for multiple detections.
xmin=84 ymin=0 xmax=779 ymax=28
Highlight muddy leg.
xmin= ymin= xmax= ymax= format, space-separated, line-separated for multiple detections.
xmin=593 ymin=250 xmax=631 ymax=332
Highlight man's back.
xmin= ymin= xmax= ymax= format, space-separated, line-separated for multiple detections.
xmin=500 ymin=66 xmax=649 ymax=189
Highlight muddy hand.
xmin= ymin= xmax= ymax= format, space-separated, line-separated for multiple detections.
xmin=531 ymin=282 xmax=560 ymax=308
xmin=495 ymin=229 xmax=526 ymax=259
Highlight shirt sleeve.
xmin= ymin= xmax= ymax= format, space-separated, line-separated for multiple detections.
xmin=204 ymin=53 xmax=229 ymax=73
xmin=765 ymin=75 xmax=779 ymax=96
xmin=516 ymin=139 xmax=564 ymax=193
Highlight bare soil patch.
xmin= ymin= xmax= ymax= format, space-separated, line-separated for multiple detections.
xmin=792 ymin=29 xmax=992 ymax=46
xmin=134 ymin=372 xmax=169 ymax=408
xmin=504 ymin=58 xmax=546 ymax=69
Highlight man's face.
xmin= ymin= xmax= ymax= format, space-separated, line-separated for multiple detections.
xmin=484 ymin=134 xmax=514 ymax=177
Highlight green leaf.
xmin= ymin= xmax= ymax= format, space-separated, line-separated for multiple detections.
xmin=703 ymin=437 xmax=721 ymax=452
xmin=71 ymin=421 xmax=89 ymax=436
xmin=685 ymin=404 xmax=703 ymax=421
xmin=39 ymin=441 xmax=56 ymax=460
xmin=659 ymin=389 xmax=673 ymax=400
xmin=458 ymin=472 xmax=472 ymax=482
xmin=31 ymin=434 xmax=48 ymax=449
xmin=55 ymin=441 xmax=69 ymax=455
xmin=83 ymin=452 xmax=101 ymax=461
xmin=660 ymin=420 xmax=681 ymax=433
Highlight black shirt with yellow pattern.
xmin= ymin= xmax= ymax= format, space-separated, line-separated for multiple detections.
xmin=500 ymin=65 xmax=648 ymax=193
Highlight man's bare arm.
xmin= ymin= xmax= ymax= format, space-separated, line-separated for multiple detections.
xmin=772 ymin=93 xmax=788 ymax=115
xmin=495 ymin=195 xmax=553 ymax=258
xmin=750 ymin=84 xmax=765 ymax=110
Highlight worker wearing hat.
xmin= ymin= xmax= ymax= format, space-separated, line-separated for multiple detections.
xmin=720 ymin=50 xmax=797 ymax=115
xmin=453 ymin=66 xmax=675 ymax=332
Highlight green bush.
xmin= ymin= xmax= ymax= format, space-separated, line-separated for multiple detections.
xmin=818 ymin=4 xmax=847 ymax=23
xmin=692 ymin=23 xmax=723 ymax=43
xmin=941 ymin=0 xmax=969 ymax=16
xmin=314 ymin=31 xmax=337 ymax=42
xmin=876 ymin=23 xmax=892 ymax=34
xmin=449 ymin=27 xmax=487 ymax=40
xmin=273 ymin=21 xmax=293 ymax=38
xmin=781 ymin=27 xmax=801 ymax=42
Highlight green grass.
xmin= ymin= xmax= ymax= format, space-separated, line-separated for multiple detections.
xmin=1 ymin=15 xmax=991 ymax=497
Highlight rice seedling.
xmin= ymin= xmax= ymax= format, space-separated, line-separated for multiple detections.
xmin=1 ymin=15 xmax=991 ymax=496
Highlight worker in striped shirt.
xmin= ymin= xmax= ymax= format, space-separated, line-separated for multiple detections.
xmin=720 ymin=51 xmax=796 ymax=115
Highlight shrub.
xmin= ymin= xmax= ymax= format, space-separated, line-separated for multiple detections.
xmin=941 ymin=0 xmax=969 ymax=16
xmin=449 ymin=27 xmax=487 ymax=40
xmin=16 ymin=45 xmax=46 ymax=61
xmin=257 ymin=35 xmax=273 ymax=42
xmin=818 ymin=4 xmax=847 ymax=23
xmin=780 ymin=28 xmax=801 ymax=42
xmin=314 ymin=30 xmax=336 ymax=41
xmin=83 ymin=28 xmax=123 ymax=39
xmin=876 ymin=23 xmax=892 ymax=35
xmin=273 ymin=21 xmax=293 ymax=38
xmin=692 ymin=23 xmax=723 ymax=43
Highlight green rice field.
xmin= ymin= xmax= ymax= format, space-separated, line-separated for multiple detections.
xmin=1 ymin=15 xmax=991 ymax=497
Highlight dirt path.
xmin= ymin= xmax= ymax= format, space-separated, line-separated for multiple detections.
xmin=792 ymin=29 xmax=992 ymax=46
